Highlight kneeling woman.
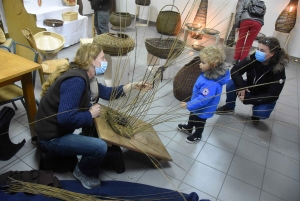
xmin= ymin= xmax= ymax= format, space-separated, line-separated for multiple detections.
xmin=216 ymin=37 xmax=289 ymax=123
xmin=35 ymin=43 xmax=146 ymax=189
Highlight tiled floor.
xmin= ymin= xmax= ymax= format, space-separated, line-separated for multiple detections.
xmin=0 ymin=16 xmax=299 ymax=201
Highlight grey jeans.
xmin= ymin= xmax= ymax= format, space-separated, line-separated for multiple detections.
xmin=94 ymin=10 xmax=110 ymax=34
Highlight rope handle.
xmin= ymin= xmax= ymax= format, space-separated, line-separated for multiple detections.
xmin=159 ymin=4 xmax=180 ymax=13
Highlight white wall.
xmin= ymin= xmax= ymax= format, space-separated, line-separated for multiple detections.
xmin=82 ymin=0 xmax=93 ymax=15
xmin=116 ymin=0 xmax=300 ymax=58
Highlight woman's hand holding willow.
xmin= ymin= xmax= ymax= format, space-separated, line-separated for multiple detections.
xmin=89 ymin=104 xmax=101 ymax=118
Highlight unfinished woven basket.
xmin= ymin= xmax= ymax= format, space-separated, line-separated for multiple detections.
xmin=156 ymin=5 xmax=181 ymax=36
xmin=145 ymin=38 xmax=185 ymax=59
xmin=93 ymin=33 xmax=135 ymax=56
xmin=173 ymin=57 xmax=202 ymax=101
xmin=110 ymin=12 xmax=132 ymax=28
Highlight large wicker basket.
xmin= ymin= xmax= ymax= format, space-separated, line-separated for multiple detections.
xmin=110 ymin=12 xmax=132 ymax=28
xmin=173 ymin=57 xmax=202 ymax=101
xmin=156 ymin=5 xmax=181 ymax=36
xmin=93 ymin=33 xmax=135 ymax=56
xmin=145 ymin=38 xmax=185 ymax=59
xmin=135 ymin=0 xmax=151 ymax=6
xmin=34 ymin=31 xmax=65 ymax=54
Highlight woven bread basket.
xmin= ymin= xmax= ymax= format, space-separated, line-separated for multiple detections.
xmin=135 ymin=0 xmax=151 ymax=6
xmin=156 ymin=5 xmax=181 ymax=36
xmin=110 ymin=12 xmax=132 ymax=28
xmin=145 ymin=38 xmax=184 ymax=59
xmin=43 ymin=19 xmax=64 ymax=27
xmin=62 ymin=12 xmax=78 ymax=21
xmin=34 ymin=31 xmax=65 ymax=54
xmin=93 ymin=33 xmax=135 ymax=56
xmin=173 ymin=57 xmax=202 ymax=101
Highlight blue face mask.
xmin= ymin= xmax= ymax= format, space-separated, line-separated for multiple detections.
xmin=255 ymin=50 xmax=267 ymax=62
xmin=95 ymin=61 xmax=108 ymax=75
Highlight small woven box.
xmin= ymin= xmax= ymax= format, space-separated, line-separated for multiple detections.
xmin=62 ymin=12 xmax=78 ymax=21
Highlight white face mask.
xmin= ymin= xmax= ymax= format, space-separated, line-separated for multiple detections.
xmin=95 ymin=61 xmax=108 ymax=75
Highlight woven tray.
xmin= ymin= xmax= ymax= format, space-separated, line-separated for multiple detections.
xmin=202 ymin=28 xmax=220 ymax=35
xmin=93 ymin=33 xmax=135 ymax=56
xmin=34 ymin=31 xmax=65 ymax=54
xmin=43 ymin=19 xmax=64 ymax=27
xmin=145 ymin=38 xmax=185 ymax=59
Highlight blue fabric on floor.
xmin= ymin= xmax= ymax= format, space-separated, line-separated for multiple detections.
xmin=0 ymin=180 xmax=206 ymax=201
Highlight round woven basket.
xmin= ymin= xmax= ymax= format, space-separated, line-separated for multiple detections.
xmin=63 ymin=0 xmax=76 ymax=6
xmin=110 ymin=12 xmax=132 ymax=28
xmin=156 ymin=5 xmax=181 ymax=36
xmin=43 ymin=19 xmax=64 ymax=27
xmin=93 ymin=33 xmax=135 ymax=56
xmin=145 ymin=38 xmax=185 ymax=59
xmin=173 ymin=57 xmax=202 ymax=101
xmin=34 ymin=31 xmax=65 ymax=54
xmin=135 ymin=0 xmax=151 ymax=6
xmin=0 ymin=28 xmax=6 ymax=44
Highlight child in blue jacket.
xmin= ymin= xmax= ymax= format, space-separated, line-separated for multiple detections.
xmin=178 ymin=46 xmax=230 ymax=143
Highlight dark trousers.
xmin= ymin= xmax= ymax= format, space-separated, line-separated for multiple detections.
xmin=186 ymin=112 xmax=207 ymax=138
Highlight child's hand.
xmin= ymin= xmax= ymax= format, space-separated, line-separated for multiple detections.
xmin=181 ymin=102 xmax=187 ymax=108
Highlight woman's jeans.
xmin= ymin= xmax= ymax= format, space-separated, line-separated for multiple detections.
xmin=39 ymin=134 xmax=107 ymax=177
xmin=225 ymin=79 xmax=276 ymax=119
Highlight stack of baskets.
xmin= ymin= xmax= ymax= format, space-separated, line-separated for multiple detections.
xmin=173 ymin=57 xmax=202 ymax=101
xmin=156 ymin=5 xmax=181 ymax=36
xmin=93 ymin=33 xmax=135 ymax=56
xmin=110 ymin=12 xmax=132 ymax=28
xmin=145 ymin=38 xmax=185 ymax=59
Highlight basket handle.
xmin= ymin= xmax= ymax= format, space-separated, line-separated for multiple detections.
xmin=159 ymin=4 xmax=180 ymax=13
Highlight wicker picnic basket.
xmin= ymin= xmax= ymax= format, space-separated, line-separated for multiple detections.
xmin=34 ymin=31 xmax=65 ymax=54
xmin=135 ymin=0 xmax=151 ymax=6
xmin=156 ymin=5 xmax=181 ymax=36
xmin=145 ymin=38 xmax=185 ymax=59
xmin=173 ymin=57 xmax=202 ymax=101
xmin=110 ymin=12 xmax=132 ymax=28
xmin=93 ymin=33 xmax=135 ymax=56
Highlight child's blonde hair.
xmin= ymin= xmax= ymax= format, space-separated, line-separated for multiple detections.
xmin=199 ymin=46 xmax=226 ymax=67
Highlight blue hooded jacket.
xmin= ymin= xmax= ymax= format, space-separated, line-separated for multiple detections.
xmin=187 ymin=66 xmax=230 ymax=119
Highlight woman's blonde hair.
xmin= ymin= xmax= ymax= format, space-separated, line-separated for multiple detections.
xmin=199 ymin=45 xmax=226 ymax=67
xmin=41 ymin=43 xmax=103 ymax=96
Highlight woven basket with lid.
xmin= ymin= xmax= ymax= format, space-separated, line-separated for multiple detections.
xmin=93 ymin=33 xmax=135 ymax=56
xmin=173 ymin=57 xmax=202 ymax=101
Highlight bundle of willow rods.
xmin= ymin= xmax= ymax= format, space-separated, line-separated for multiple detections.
xmin=2 ymin=178 xmax=104 ymax=201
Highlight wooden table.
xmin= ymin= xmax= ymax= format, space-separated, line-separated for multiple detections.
xmin=0 ymin=49 xmax=41 ymax=137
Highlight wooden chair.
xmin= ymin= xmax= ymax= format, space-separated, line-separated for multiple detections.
xmin=21 ymin=28 xmax=69 ymax=84
xmin=0 ymin=38 xmax=14 ymax=52
xmin=0 ymin=42 xmax=39 ymax=110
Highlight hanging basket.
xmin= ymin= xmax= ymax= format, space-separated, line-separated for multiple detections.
xmin=173 ymin=57 xmax=202 ymax=101
xmin=93 ymin=33 xmax=135 ymax=56
xmin=110 ymin=12 xmax=132 ymax=28
xmin=135 ymin=0 xmax=151 ymax=6
xmin=145 ymin=38 xmax=184 ymax=59
xmin=156 ymin=5 xmax=181 ymax=36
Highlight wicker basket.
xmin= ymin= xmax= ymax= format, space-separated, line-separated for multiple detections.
xmin=62 ymin=12 xmax=78 ymax=21
xmin=145 ymin=38 xmax=184 ymax=59
xmin=135 ymin=0 xmax=151 ymax=6
xmin=110 ymin=12 xmax=132 ymax=28
xmin=43 ymin=19 xmax=64 ymax=27
xmin=173 ymin=57 xmax=202 ymax=101
xmin=34 ymin=31 xmax=65 ymax=54
xmin=93 ymin=33 xmax=135 ymax=56
xmin=156 ymin=5 xmax=181 ymax=36
xmin=63 ymin=0 xmax=76 ymax=6
xmin=0 ymin=28 xmax=6 ymax=44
